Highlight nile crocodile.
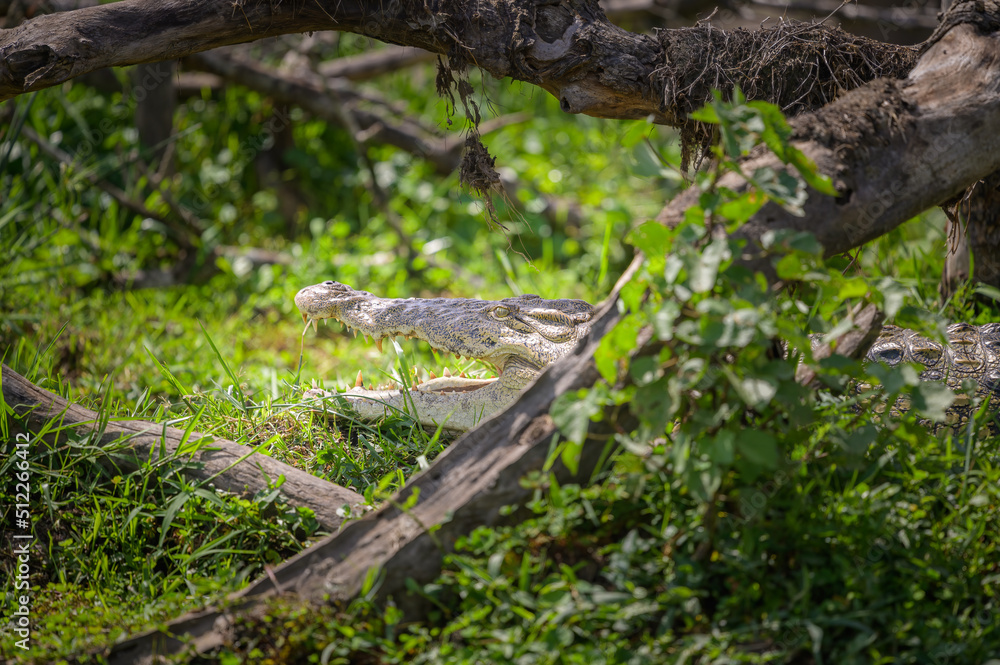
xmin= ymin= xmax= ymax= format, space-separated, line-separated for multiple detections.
xmin=862 ymin=322 xmax=1000 ymax=430
xmin=296 ymin=281 xmax=1000 ymax=432
xmin=295 ymin=281 xmax=595 ymax=431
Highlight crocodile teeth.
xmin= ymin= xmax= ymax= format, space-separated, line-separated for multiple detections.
xmin=460 ymin=372 xmax=467 ymax=378
xmin=443 ymin=367 xmax=452 ymax=377
xmin=376 ymin=338 xmax=383 ymax=352
xmin=362 ymin=334 xmax=369 ymax=344
xmin=355 ymin=370 xmax=364 ymax=388
xmin=311 ymin=319 xmax=317 ymax=333
xmin=429 ymin=370 xmax=437 ymax=379
xmin=352 ymin=329 xmax=358 ymax=338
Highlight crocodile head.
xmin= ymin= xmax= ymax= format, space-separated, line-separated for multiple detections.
xmin=295 ymin=281 xmax=595 ymax=430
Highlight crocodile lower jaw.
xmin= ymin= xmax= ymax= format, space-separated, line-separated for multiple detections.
xmin=415 ymin=376 xmax=497 ymax=393
xmin=303 ymin=373 xmax=516 ymax=431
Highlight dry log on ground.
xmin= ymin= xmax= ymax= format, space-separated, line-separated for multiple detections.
xmin=1 ymin=364 xmax=364 ymax=532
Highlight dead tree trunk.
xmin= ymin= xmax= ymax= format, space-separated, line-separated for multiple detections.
xmin=658 ymin=0 xmax=1000 ymax=272
xmin=132 ymin=59 xmax=176 ymax=173
xmin=967 ymin=173 xmax=1000 ymax=290
xmin=1 ymin=364 xmax=365 ymax=532
xmin=0 ymin=0 xmax=917 ymax=127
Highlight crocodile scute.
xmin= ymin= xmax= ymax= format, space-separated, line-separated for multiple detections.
xmin=862 ymin=322 xmax=1000 ymax=431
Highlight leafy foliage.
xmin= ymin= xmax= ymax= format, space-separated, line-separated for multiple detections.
xmin=2 ymin=44 xmax=999 ymax=665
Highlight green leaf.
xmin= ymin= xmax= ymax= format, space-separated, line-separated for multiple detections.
xmin=595 ymin=314 xmax=641 ymax=383
xmin=837 ymin=278 xmax=870 ymax=300
xmin=704 ymin=429 xmax=736 ymax=465
xmin=787 ymin=146 xmax=838 ymax=196
xmin=717 ymin=191 xmax=766 ymax=225
xmin=649 ymin=300 xmax=680 ymax=341
xmin=721 ymin=366 xmax=778 ymax=409
xmin=158 ymin=490 xmax=192 ymax=548
xmin=632 ymin=376 xmax=678 ymax=436
xmin=550 ymin=385 xmax=608 ymax=448
xmin=911 ymin=381 xmax=956 ymax=421
xmin=736 ymin=430 xmax=779 ymax=470
xmin=690 ymin=105 xmax=720 ymax=123
xmin=627 ymin=221 xmax=673 ymax=255
xmin=689 ymin=237 xmax=730 ymax=293
xmin=630 ymin=355 xmax=662 ymax=387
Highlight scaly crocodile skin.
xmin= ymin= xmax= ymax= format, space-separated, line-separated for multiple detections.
xmin=863 ymin=323 xmax=1000 ymax=431
xmin=295 ymin=281 xmax=595 ymax=431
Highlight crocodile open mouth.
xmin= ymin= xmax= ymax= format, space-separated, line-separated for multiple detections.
xmin=300 ymin=313 xmax=502 ymax=394
xmin=294 ymin=280 xmax=595 ymax=430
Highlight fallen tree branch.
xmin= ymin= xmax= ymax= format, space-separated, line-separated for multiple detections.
xmin=318 ymin=44 xmax=435 ymax=81
xmin=658 ymin=0 xmax=1000 ymax=273
xmin=186 ymin=50 xmax=462 ymax=174
xmin=1 ymin=364 xmax=365 ymax=532
xmin=0 ymin=0 xmax=918 ymax=131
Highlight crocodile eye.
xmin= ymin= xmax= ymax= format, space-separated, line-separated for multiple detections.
xmin=491 ymin=306 xmax=511 ymax=319
xmin=323 ymin=280 xmax=335 ymax=285
xmin=873 ymin=348 xmax=904 ymax=365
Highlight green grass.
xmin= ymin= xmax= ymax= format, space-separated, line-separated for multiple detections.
xmin=2 ymin=48 xmax=1000 ymax=665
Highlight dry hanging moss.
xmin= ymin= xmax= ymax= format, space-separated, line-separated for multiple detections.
xmin=460 ymin=132 xmax=502 ymax=221
xmin=436 ymin=55 xmax=503 ymax=221
xmin=653 ymin=19 xmax=920 ymax=167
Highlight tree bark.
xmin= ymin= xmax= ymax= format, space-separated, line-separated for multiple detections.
xmin=940 ymin=215 xmax=970 ymax=300
xmin=132 ymin=59 xmax=176 ymax=173
xmin=967 ymin=173 xmax=1000 ymax=290
xmin=658 ymin=0 xmax=1000 ymax=273
xmin=1 ymin=364 xmax=365 ymax=532
xmin=0 ymin=0 xmax=917 ymax=128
